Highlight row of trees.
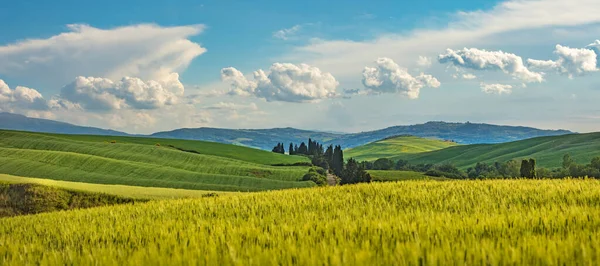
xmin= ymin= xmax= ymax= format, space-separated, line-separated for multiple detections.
xmin=362 ymin=157 xmax=542 ymax=179
xmin=273 ymin=138 xmax=371 ymax=185
xmin=271 ymin=143 xmax=286 ymax=154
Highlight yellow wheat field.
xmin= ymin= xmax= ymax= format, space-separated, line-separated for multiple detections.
xmin=1 ymin=179 xmax=599 ymax=265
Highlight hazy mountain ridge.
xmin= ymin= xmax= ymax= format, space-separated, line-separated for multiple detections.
xmin=0 ymin=112 xmax=573 ymax=150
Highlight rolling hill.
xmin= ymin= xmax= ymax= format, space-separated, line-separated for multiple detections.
xmin=344 ymin=135 xmax=458 ymax=161
xmin=393 ymin=132 xmax=600 ymax=169
xmin=1 ymin=112 xmax=572 ymax=150
xmin=0 ymin=130 xmax=314 ymax=192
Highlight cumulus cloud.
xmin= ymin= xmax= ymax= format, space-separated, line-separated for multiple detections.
xmin=481 ymin=83 xmax=513 ymax=95
xmin=362 ymin=57 xmax=440 ymax=99
xmin=0 ymin=79 xmax=51 ymax=111
xmin=221 ymin=63 xmax=339 ymax=102
xmin=439 ymin=48 xmax=544 ymax=83
xmin=59 ymin=74 xmax=184 ymax=111
xmin=0 ymin=24 xmax=206 ymax=87
xmin=586 ymin=40 xmax=600 ymax=66
xmin=527 ymin=44 xmax=598 ymax=78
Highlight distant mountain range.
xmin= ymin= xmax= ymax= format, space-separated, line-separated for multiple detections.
xmin=0 ymin=112 xmax=574 ymax=150
xmin=0 ymin=113 xmax=128 ymax=136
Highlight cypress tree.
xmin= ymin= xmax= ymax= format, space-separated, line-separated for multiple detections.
xmin=528 ymin=158 xmax=536 ymax=178
xmin=298 ymin=142 xmax=308 ymax=155
xmin=324 ymin=145 xmax=334 ymax=167
xmin=289 ymin=143 xmax=294 ymax=155
xmin=520 ymin=160 xmax=530 ymax=178
xmin=332 ymin=145 xmax=344 ymax=176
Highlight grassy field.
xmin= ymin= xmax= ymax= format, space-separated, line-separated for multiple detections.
xmin=393 ymin=132 xmax=600 ymax=169
xmin=0 ymin=174 xmax=226 ymax=200
xmin=0 ymin=130 xmax=314 ymax=192
xmin=1 ymin=179 xmax=599 ymax=265
xmin=367 ymin=170 xmax=442 ymax=182
xmin=345 ymin=135 xmax=457 ymax=162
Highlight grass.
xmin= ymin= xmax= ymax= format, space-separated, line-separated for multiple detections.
xmin=345 ymin=135 xmax=457 ymax=162
xmin=367 ymin=170 xmax=442 ymax=182
xmin=5 ymin=130 xmax=310 ymax=166
xmin=0 ymin=130 xmax=314 ymax=192
xmin=1 ymin=179 xmax=599 ymax=265
xmin=393 ymin=132 xmax=600 ymax=169
xmin=0 ymin=174 xmax=228 ymax=200
xmin=0 ymin=181 xmax=140 ymax=218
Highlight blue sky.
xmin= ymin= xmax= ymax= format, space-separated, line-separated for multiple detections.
xmin=1 ymin=0 xmax=600 ymax=134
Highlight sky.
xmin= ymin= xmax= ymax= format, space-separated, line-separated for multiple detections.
xmin=1 ymin=0 xmax=600 ymax=134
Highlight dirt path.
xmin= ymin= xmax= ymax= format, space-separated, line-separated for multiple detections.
xmin=326 ymin=173 xmax=337 ymax=186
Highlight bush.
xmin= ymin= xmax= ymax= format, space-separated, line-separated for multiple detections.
xmin=373 ymin=158 xmax=394 ymax=170
xmin=425 ymin=164 xmax=467 ymax=179
xmin=110 ymin=140 xmax=117 ymax=144
xmin=302 ymin=168 xmax=327 ymax=186
xmin=155 ymin=143 xmax=161 ymax=147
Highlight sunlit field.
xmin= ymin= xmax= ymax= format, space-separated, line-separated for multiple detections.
xmin=1 ymin=179 xmax=599 ymax=265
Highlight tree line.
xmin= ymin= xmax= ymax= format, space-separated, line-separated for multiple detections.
xmin=362 ymin=154 xmax=600 ymax=179
xmin=272 ymin=139 xmax=371 ymax=185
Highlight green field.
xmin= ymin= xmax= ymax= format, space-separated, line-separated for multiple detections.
xmin=367 ymin=170 xmax=442 ymax=182
xmin=1 ymin=179 xmax=599 ymax=265
xmin=345 ymin=135 xmax=457 ymax=162
xmin=0 ymin=130 xmax=314 ymax=192
xmin=0 ymin=174 xmax=226 ymax=200
xmin=393 ymin=132 xmax=600 ymax=169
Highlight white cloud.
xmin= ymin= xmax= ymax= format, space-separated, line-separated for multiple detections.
xmin=462 ymin=73 xmax=477 ymax=80
xmin=416 ymin=56 xmax=432 ymax=68
xmin=221 ymin=63 xmax=339 ymax=102
xmin=527 ymin=44 xmax=598 ymax=78
xmin=439 ymin=48 xmax=544 ymax=83
xmin=0 ymin=24 xmax=206 ymax=87
xmin=0 ymin=79 xmax=51 ymax=111
xmin=273 ymin=25 xmax=302 ymax=40
xmin=60 ymin=74 xmax=184 ymax=111
xmin=362 ymin=57 xmax=441 ymax=99
xmin=586 ymin=40 xmax=600 ymax=66
xmin=480 ymin=83 xmax=513 ymax=95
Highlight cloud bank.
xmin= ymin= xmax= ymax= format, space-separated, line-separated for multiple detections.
xmin=0 ymin=24 xmax=206 ymax=87
xmin=362 ymin=57 xmax=440 ymax=99
xmin=528 ymin=44 xmax=598 ymax=78
xmin=221 ymin=63 xmax=339 ymax=102
xmin=439 ymin=48 xmax=544 ymax=83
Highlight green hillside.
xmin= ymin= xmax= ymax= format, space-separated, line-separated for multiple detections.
xmin=394 ymin=132 xmax=600 ymax=169
xmin=345 ymin=135 xmax=458 ymax=161
xmin=1 ymin=180 xmax=599 ymax=265
xmin=0 ymin=130 xmax=314 ymax=192
xmin=0 ymin=174 xmax=228 ymax=200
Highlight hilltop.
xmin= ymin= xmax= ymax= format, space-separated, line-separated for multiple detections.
xmin=344 ymin=135 xmax=458 ymax=162
xmin=394 ymin=132 xmax=600 ymax=169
